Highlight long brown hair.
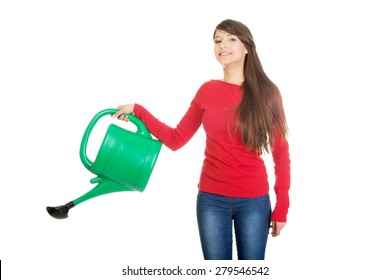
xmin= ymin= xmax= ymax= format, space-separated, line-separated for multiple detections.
xmin=215 ymin=19 xmax=288 ymax=153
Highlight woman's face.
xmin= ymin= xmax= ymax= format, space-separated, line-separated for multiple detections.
xmin=214 ymin=29 xmax=248 ymax=67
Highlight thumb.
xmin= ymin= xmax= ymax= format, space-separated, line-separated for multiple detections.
xmin=112 ymin=106 xmax=124 ymax=118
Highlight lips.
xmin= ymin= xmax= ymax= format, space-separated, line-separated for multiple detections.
xmin=219 ymin=52 xmax=232 ymax=56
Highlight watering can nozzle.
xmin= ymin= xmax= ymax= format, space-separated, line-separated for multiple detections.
xmin=46 ymin=202 xmax=75 ymax=219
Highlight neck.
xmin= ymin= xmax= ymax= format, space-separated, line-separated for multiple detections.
xmin=222 ymin=64 xmax=244 ymax=85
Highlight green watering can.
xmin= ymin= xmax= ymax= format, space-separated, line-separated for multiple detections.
xmin=46 ymin=109 xmax=162 ymax=219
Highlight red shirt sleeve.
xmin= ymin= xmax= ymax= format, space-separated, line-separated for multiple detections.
xmin=133 ymin=101 xmax=203 ymax=151
xmin=271 ymin=128 xmax=291 ymax=222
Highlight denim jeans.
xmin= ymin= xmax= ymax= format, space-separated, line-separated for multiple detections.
xmin=196 ymin=191 xmax=271 ymax=260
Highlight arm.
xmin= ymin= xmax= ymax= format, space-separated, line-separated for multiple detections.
xmin=113 ymin=101 xmax=203 ymax=151
xmin=270 ymin=128 xmax=291 ymax=234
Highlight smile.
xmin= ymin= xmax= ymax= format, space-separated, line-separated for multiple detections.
xmin=219 ymin=52 xmax=232 ymax=56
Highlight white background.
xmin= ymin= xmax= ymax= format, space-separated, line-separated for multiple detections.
xmin=1 ymin=0 xmax=389 ymax=279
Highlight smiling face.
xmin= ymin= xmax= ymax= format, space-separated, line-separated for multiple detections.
xmin=214 ymin=29 xmax=248 ymax=67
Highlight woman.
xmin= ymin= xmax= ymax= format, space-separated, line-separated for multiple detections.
xmin=113 ymin=19 xmax=290 ymax=260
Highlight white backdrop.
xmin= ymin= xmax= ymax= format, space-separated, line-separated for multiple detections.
xmin=1 ymin=0 xmax=389 ymax=279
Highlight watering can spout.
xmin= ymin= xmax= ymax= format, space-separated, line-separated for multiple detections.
xmin=46 ymin=179 xmax=131 ymax=218
xmin=46 ymin=202 xmax=75 ymax=219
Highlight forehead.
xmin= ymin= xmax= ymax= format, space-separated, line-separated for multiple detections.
xmin=214 ymin=29 xmax=234 ymax=38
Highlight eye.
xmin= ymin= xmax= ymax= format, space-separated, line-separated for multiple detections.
xmin=228 ymin=37 xmax=237 ymax=42
xmin=214 ymin=39 xmax=222 ymax=44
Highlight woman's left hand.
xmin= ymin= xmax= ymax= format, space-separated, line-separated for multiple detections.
xmin=271 ymin=221 xmax=286 ymax=237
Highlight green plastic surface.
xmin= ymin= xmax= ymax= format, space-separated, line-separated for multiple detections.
xmin=74 ymin=109 xmax=162 ymax=206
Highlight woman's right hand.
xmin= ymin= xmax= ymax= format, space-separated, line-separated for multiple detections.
xmin=112 ymin=104 xmax=135 ymax=122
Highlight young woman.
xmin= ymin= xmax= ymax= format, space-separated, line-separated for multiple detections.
xmin=113 ymin=19 xmax=290 ymax=260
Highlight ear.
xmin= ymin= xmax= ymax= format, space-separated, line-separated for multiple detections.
xmin=244 ymin=48 xmax=248 ymax=54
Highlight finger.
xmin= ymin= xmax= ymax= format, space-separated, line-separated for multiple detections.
xmin=119 ymin=114 xmax=129 ymax=122
xmin=112 ymin=111 xmax=120 ymax=118
xmin=271 ymin=222 xmax=276 ymax=236
xmin=272 ymin=223 xmax=281 ymax=237
xmin=112 ymin=106 xmax=124 ymax=118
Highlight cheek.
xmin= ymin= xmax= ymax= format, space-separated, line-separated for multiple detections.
xmin=236 ymin=45 xmax=247 ymax=54
xmin=214 ymin=48 xmax=220 ymax=60
xmin=236 ymin=47 xmax=248 ymax=59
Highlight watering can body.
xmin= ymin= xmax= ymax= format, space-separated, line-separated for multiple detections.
xmin=80 ymin=108 xmax=162 ymax=193
xmin=46 ymin=109 xmax=162 ymax=219
xmin=91 ymin=123 xmax=161 ymax=192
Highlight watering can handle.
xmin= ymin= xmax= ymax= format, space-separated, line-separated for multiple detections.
xmin=79 ymin=108 xmax=151 ymax=171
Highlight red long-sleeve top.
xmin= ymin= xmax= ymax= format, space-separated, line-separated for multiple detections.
xmin=134 ymin=80 xmax=291 ymax=222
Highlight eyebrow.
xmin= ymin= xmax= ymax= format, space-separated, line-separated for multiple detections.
xmin=213 ymin=34 xmax=234 ymax=39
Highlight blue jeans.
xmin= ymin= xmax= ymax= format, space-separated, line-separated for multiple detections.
xmin=196 ymin=191 xmax=271 ymax=260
